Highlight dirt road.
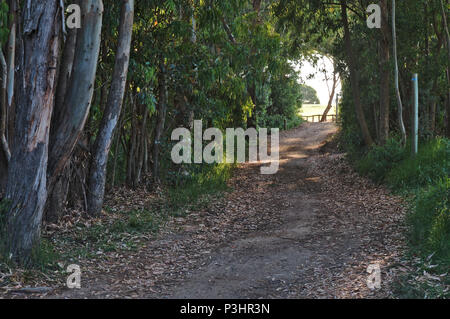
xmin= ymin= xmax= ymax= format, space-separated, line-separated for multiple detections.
xmin=49 ymin=122 xmax=405 ymax=299
xmin=163 ymin=122 xmax=405 ymax=298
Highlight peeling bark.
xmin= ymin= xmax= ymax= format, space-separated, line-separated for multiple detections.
xmin=48 ymin=0 xmax=103 ymax=187
xmin=43 ymin=17 xmax=78 ymax=222
xmin=5 ymin=0 xmax=60 ymax=264
xmin=0 ymin=49 xmax=10 ymax=162
xmin=6 ymin=0 xmax=17 ymax=111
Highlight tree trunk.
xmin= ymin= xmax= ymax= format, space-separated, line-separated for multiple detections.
xmin=378 ymin=0 xmax=390 ymax=144
xmin=136 ymin=103 xmax=149 ymax=184
xmin=44 ymin=165 xmax=71 ymax=223
xmin=392 ymin=0 xmax=407 ymax=145
xmin=87 ymin=0 xmax=134 ymax=216
xmin=247 ymin=83 xmax=257 ymax=128
xmin=48 ymin=0 xmax=103 ymax=188
xmin=153 ymin=62 xmax=168 ymax=183
xmin=373 ymin=102 xmax=380 ymax=140
xmin=6 ymin=0 xmax=17 ymax=148
xmin=440 ymin=0 xmax=450 ymax=137
xmin=126 ymin=90 xmax=138 ymax=186
xmin=111 ymin=110 xmax=124 ymax=188
xmin=340 ymin=0 xmax=374 ymax=146
xmin=4 ymin=0 xmax=60 ymax=264
xmin=321 ymin=63 xmax=338 ymax=122
xmin=0 ymin=49 xmax=10 ymax=162
xmin=43 ymin=17 xmax=79 ymax=223
xmin=54 ymin=26 xmax=77 ymax=120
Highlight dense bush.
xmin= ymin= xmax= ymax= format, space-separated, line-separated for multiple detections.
xmin=353 ymin=137 xmax=449 ymax=190
xmin=386 ymin=138 xmax=450 ymax=190
xmin=264 ymin=113 xmax=303 ymax=130
xmin=356 ymin=138 xmax=407 ymax=184
xmin=407 ymin=178 xmax=450 ymax=264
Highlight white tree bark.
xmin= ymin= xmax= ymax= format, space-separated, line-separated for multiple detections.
xmin=87 ymin=0 xmax=134 ymax=216
xmin=392 ymin=0 xmax=407 ymax=144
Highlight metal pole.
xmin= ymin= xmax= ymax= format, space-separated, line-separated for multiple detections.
xmin=412 ymin=73 xmax=419 ymax=155
xmin=335 ymin=93 xmax=339 ymax=120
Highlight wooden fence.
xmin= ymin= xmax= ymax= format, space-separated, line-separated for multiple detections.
xmin=302 ymin=114 xmax=337 ymax=123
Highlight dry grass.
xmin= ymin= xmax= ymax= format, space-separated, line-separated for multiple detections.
xmin=300 ymin=104 xmax=336 ymax=117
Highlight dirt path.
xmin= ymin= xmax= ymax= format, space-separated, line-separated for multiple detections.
xmin=165 ymin=123 xmax=341 ymax=298
xmin=47 ymin=122 xmax=406 ymax=299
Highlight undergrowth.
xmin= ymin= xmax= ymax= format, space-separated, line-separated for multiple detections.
xmin=345 ymin=136 xmax=449 ymax=298
xmin=55 ymin=163 xmax=234 ymax=263
xmin=0 ymin=162 xmax=234 ymax=286
xmin=167 ymin=163 xmax=233 ymax=215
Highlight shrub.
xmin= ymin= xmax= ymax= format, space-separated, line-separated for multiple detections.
xmin=356 ymin=138 xmax=407 ymax=183
xmin=407 ymin=178 xmax=450 ymax=265
xmin=386 ymin=138 xmax=450 ymax=190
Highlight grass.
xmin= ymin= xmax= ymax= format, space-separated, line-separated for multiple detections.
xmin=407 ymin=178 xmax=450 ymax=263
xmin=67 ymin=162 xmax=233 ymax=258
xmin=386 ymin=138 xmax=449 ymax=190
xmin=0 ymin=160 xmax=235 ymax=284
xmin=356 ymin=138 xmax=407 ymax=184
xmin=349 ymin=136 xmax=450 ymax=298
xmin=300 ymin=104 xmax=336 ymax=117
xmin=167 ymin=162 xmax=233 ymax=215
xmin=53 ymin=207 xmax=166 ymax=263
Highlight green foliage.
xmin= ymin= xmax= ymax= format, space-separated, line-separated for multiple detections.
xmin=53 ymin=162 xmax=233 ymax=261
xmin=264 ymin=63 xmax=303 ymax=129
xmin=407 ymin=178 xmax=450 ymax=264
xmin=300 ymin=85 xmax=319 ymax=104
xmin=386 ymin=138 xmax=450 ymax=190
xmin=264 ymin=113 xmax=303 ymax=130
xmin=29 ymin=239 xmax=60 ymax=271
xmin=356 ymin=138 xmax=407 ymax=183
xmin=350 ymin=133 xmax=448 ymax=192
xmin=393 ymin=270 xmax=450 ymax=299
xmin=167 ymin=162 xmax=233 ymax=214
xmin=351 ymin=137 xmax=450 ymax=297
xmin=109 ymin=209 xmax=162 ymax=235
xmin=56 ymin=208 xmax=166 ymax=260
xmin=0 ymin=1 xmax=9 ymax=45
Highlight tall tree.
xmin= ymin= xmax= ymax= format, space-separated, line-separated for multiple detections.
xmin=340 ymin=0 xmax=373 ymax=146
xmin=440 ymin=0 xmax=450 ymax=137
xmin=378 ymin=0 xmax=390 ymax=144
xmin=152 ymin=62 xmax=168 ymax=183
xmin=87 ymin=0 xmax=134 ymax=216
xmin=392 ymin=0 xmax=406 ymax=144
xmin=48 ymin=0 xmax=103 ymax=187
xmin=4 ymin=0 xmax=60 ymax=264
xmin=321 ymin=57 xmax=339 ymax=122
xmin=0 ymin=46 xmax=9 ymax=162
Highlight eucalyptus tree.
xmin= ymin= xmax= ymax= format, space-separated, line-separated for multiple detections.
xmin=4 ymin=0 xmax=60 ymax=264
xmin=391 ymin=0 xmax=406 ymax=145
xmin=87 ymin=0 xmax=134 ymax=216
